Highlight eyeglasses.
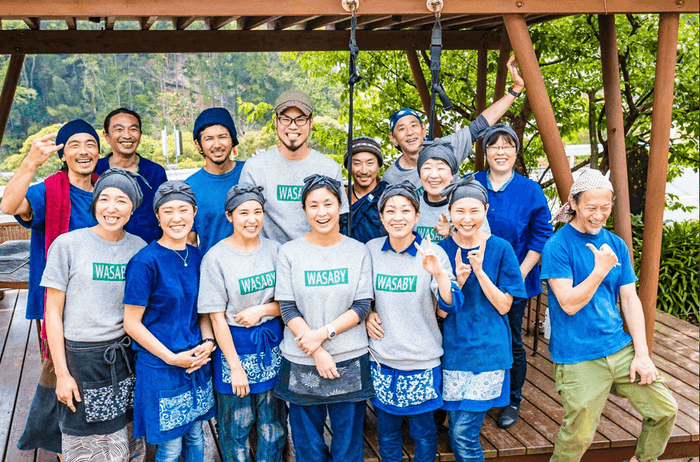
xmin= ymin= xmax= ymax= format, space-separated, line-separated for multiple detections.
xmin=277 ymin=115 xmax=310 ymax=127
xmin=486 ymin=145 xmax=517 ymax=153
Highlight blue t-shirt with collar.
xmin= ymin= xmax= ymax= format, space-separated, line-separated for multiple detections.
xmin=185 ymin=162 xmax=245 ymax=254
xmin=540 ymin=224 xmax=636 ymax=365
xmin=16 ymin=182 xmax=97 ymax=320
xmin=95 ymin=154 xmax=168 ymax=244
xmin=473 ymin=170 xmax=552 ymax=298
xmin=438 ymin=235 xmax=527 ymax=373
xmin=123 ymin=241 xmax=204 ymax=364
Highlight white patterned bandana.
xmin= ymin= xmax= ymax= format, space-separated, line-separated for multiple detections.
xmin=551 ymin=169 xmax=614 ymax=223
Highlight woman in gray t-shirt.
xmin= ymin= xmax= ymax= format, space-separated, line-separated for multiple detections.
xmin=274 ymin=174 xmax=374 ymax=462
xmin=42 ymin=169 xmax=146 ymax=462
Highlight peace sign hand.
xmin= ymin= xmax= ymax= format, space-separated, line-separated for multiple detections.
xmin=27 ymin=132 xmax=63 ymax=168
xmin=467 ymin=241 xmax=486 ymax=276
xmin=455 ymin=248 xmax=472 ymax=288
xmin=415 ymin=234 xmax=444 ymax=278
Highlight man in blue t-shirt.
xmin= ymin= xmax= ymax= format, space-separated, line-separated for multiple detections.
xmin=185 ymin=107 xmax=245 ymax=253
xmin=96 ymin=108 xmax=168 ymax=243
xmin=541 ymin=169 xmax=677 ymax=462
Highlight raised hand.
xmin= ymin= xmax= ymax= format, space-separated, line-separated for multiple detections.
xmin=415 ymin=234 xmax=445 ymax=278
xmin=586 ymin=243 xmax=619 ymax=275
xmin=507 ymin=56 xmax=525 ymax=92
xmin=366 ymin=311 xmax=384 ymax=340
xmin=455 ymin=248 xmax=472 ymax=287
xmin=467 ymin=241 xmax=486 ymax=276
xmin=27 ymin=132 xmax=63 ymax=168
xmin=434 ymin=213 xmax=452 ymax=239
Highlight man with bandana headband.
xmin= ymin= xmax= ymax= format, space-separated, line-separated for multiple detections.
xmin=541 ymin=169 xmax=677 ymax=462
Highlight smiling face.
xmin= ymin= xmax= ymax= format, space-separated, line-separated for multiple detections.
xmin=389 ymin=115 xmax=427 ymax=157
xmin=380 ymin=195 xmax=419 ymax=241
xmin=227 ymin=200 xmax=264 ymax=240
xmin=195 ymin=124 xmax=235 ymax=168
xmin=570 ymin=189 xmax=613 ymax=235
xmin=156 ymin=200 xmax=196 ymax=241
xmin=351 ymin=151 xmax=380 ymax=190
xmin=104 ymin=113 xmax=141 ymax=157
xmin=485 ymin=134 xmax=517 ymax=176
xmin=94 ymin=187 xmax=133 ymax=233
xmin=275 ymin=107 xmax=313 ymax=153
xmin=450 ymin=197 xmax=488 ymax=240
xmin=303 ymin=187 xmax=340 ymax=236
xmin=61 ymin=133 xmax=100 ymax=176
xmin=419 ymin=158 xmax=453 ymax=200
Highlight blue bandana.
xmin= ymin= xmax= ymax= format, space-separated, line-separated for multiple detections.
xmin=389 ymin=108 xmax=423 ymax=134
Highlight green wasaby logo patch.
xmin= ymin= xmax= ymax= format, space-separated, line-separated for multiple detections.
xmin=239 ymin=271 xmax=276 ymax=295
xmin=416 ymin=226 xmax=445 ymax=242
xmin=375 ymin=274 xmax=417 ymax=293
xmin=305 ymin=268 xmax=348 ymax=287
xmin=93 ymin=263 xmax=127 ymax=281
xmin=277 ymin=185 xmax=303 ymax=202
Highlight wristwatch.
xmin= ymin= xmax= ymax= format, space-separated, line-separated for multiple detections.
xmin=325 ymin=324 xmax=337 ymax=340
xmin=508 ymin=86 xmax=522 ymax=98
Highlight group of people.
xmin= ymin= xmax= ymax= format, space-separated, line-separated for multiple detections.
xmin=1 ymin=55 xmax=678 ymax=462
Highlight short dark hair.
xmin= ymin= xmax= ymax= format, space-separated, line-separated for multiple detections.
xmin=104 ymin=108 xmax=142 ymax=134
xmin=485 ymin=131 xmax=517 ymax=148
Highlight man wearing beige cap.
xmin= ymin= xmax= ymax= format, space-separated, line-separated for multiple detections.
xmin=239 ymin=90 xmax=349 ymax=243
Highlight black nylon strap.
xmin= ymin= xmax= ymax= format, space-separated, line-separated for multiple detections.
xmin=428 ymin=15 xmax=454 ymax=140
xmin=346 ymin=13 xmax=361 ymax=236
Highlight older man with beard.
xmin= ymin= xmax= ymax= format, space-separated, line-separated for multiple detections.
xmin=185 ymin=107 xmax=245 ymax=253
xmin=239 ymin=90 xmax=349 ymax=244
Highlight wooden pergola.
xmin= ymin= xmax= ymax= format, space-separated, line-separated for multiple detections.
xmin=0 ymin=0 xmax=697 ymax=357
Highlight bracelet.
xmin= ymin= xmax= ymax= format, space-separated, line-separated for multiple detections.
xmin=199 ymin=338 xmax=217 ymax=351
xmin=508 ymin=86 xmax=522 ymax=98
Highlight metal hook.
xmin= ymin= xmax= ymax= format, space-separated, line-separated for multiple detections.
xmin=427 ymin=0 xmax=443 ymax=17
xmin=342 ymin=0 xmax=359 ymax=15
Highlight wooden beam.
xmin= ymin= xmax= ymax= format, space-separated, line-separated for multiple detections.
xmin=276 ymin=16 xmax=319 ymax=30
xmin=305 ymin=16 xmax=347 ymax=30
xmin=174 ymin=16 xmax=197 ymax=30
xmin=140 ymin=16 xmax=157 ymax=30
xmin=405 ymin=50 xmax=442 ymax=138
xmin=362 ymin=15 xmax=402 ymax=30
xmin=238 ymin=16 xmax=281 ymax=30
xmin=0 ymin=29 xmax=502 ymax=54
xmin=493 ymin=44 xmax=510 ymax=105
xmin=65 ymin=17 xmax=77 ymax=29
xmin=335 ymin=15 xmax=393 ymax=30
xmin=22 ymin=18 xmax=40 ymax=29
xmin=105 ymin=16 xmax=116 ymax=30
xmin=397 ymin=15 xmax=439 ymax=29
xmin=599 ymin=14 xmax=634 ymax=260
xmin=475 ymin=47 xmax=488 ymax=171
xmin=503 ymin=13 xmax=573 ymax=203
xmin=638 ymin=13 xmax=680 ymax=356
xmin=0 ymin=54 xmax=25 ymax=149
xmin=1 ymin=0 xmax=696 ymax=16
xmin=208 ymin=16 xmax=239 ymax=30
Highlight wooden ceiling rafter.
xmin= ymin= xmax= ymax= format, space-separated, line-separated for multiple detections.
xmin=140 ymin=16 xmax=158 ymax=30
xmin=304 ymin=15 xmax=347 ymax=30
xmin=208 ymin=16 xmax=239 ymax=30
xmin=23 ymin=17 xmax=40 ymax=29
xmin=174 ymin=16 xmax=198 ymax=30
xmin=105 ymin=16 xmax=116 ymax=30
xmin=65 ymin=17 xmax=77 ymax=30
xmin=275 ymin=15 xmax=319 ymax=30
xmin=362 ymin=15 xmax=403 ymax=30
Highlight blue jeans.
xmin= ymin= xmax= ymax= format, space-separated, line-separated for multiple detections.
xmin=508 ymin=298 xmax=528 ymax=405
xmin=217 ymin=390 xmax=286 ymax=462
xmin=448 ymin=410 xmax=487 ymax=462
xmin=375 ymin=407 xmax=437 ymax=462
xmin=288 ymin=401 xmax=366 ymax=462
xmin=154 ymin=422 xmax=204 ymax=462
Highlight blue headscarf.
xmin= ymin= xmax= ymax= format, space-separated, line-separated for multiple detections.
xmin=56 ymin=119 xmax=100 ymax=159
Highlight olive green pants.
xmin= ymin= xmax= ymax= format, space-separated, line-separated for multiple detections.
xmin=551 ymin=343 xmax=678 ymax=462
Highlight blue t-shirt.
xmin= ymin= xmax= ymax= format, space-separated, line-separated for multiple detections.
xmin=185 ymin=162 xmax=245 ymax=253
xmin=540 ymin=224 xmax=636 ymax=364
xmin=438 ymin=235 xmax=527 ymax=373
xmin=473 ymin=170 xmax=552 ymax=298
xmin=16 ymin=182 xmax=97 ymax=320
xmin=95 ymin=154 xmax=168 ymax=244
xmin=123 ymin=242 xmax=204 ymax=364
xmin=349 ymin=181 xmax=388 ymax=244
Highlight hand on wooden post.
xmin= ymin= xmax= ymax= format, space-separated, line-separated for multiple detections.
xmin=507 ymin=56 xmax=525 ymax=93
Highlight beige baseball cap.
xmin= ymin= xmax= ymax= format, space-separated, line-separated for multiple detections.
xmin=274 ymin=90 xmax=313 ymax=116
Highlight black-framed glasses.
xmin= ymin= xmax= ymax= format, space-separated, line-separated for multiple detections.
xmin=277 ymin=115 xmax=310 ymax=127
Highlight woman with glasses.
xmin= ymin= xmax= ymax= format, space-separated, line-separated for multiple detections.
xmin=274 ymin=174 xmax=374 ymax=462
xmin=471 ymin=124 xmax=552 ymax=428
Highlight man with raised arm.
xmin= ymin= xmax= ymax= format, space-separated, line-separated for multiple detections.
xmin=541 ymin=169 xmax=677 ymax=462
xmin=382 ymin=56 xmax=524 ymax=188
xmin=239 ymin=90 xmax=349 ymax=244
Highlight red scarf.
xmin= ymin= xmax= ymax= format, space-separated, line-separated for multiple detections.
xmin=40 ymin=171 xmax=98 ymax=359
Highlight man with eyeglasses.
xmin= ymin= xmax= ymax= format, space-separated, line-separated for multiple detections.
xmin=185 ymin=107 xmax=245 ymax=253
xmin=239 ymin=90 xmax=349 ymax=244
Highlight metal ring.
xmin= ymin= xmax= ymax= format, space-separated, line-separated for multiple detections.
xmin=342 ymin=0 xmax=359 ymax=13
xmin=427 ymin=0 xmax=444 ymax=13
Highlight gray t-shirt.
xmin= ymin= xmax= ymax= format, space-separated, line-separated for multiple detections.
xmin=367 ymin=237 xmax=455 ymax=370
xmin=239 ymin=147 xmax=350 ymax=244
xmin=41 ymin=228 xmax=147 ymax=342
xmin=415 ymin=195 xmax=490 ymax=242
xmin=198 ymin=237 xmax=280 ymax=327
xmin=382 ymin=126 xmax=475 ymax=187
xmin=275 ymin=236 xmax=374 ymax=366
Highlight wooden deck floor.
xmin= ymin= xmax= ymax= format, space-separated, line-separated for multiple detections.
xmin=0 ymin=290 xmax=697 ymax=462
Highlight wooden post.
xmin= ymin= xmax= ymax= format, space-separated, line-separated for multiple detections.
xmin=493 ymin=45 xmax=510 ymax=106
xmin=599 ymin=14 xmax=634 ymax=262
xmin=638 ymin=13 xmax=680 ymax=356
xmin=474 ymin=47 xmax=488 ymax=171
xmin=0 ymin=53 xmax=25 ymax=149
xmin=405 ymin=49 xmax=442 ymax=138
xmin=503 ymin=14 xmax=573 ymax=202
